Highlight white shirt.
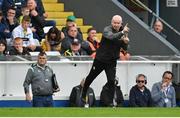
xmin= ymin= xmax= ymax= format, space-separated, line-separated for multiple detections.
xmin=12 ymin=25 xmax=36 ymax=47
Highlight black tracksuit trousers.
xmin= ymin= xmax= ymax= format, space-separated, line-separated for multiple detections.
xmin=82 ymin=58 xmax=117 ymax=101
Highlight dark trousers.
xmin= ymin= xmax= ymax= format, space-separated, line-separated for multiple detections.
xmin=33 ymin=95 xmax=53 ymax=107
xmin=82 ymin=58 xmax=117 ymax=100
xmin=45 ymin=20 xmax=56 ymax=27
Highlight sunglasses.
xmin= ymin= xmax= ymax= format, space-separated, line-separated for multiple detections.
xmin=137 ymin=80 xmax=145 ymax=83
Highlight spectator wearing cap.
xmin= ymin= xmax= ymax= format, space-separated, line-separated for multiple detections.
xmin=64 ymin=38 xmax=88 ymax=56
xmin=61 ymin=15 xmax=83 ymax=40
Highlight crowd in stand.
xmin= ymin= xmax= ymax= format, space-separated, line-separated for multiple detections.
xmin=0 ymin=0 xmax=177 ymax=108
xmin=0 ymin=0 xmax=131 ymax=61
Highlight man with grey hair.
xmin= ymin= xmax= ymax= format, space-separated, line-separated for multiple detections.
xmin=82 ymin=15 xmax=129 ymax=107
xmin=153 ymin=20 xmax=167 ymax=39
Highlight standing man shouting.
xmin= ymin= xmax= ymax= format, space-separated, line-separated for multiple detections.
xmin=82 ymin=15 xmax=129 ymax=105
xmin=23 ymin=52 xmax=59 ymax=107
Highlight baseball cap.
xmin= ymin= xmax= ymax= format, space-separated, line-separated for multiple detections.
xmin=72 ymin=39 xmax=80 ymax=45
xmin=67 ymin=15 xmax=76 ymax=22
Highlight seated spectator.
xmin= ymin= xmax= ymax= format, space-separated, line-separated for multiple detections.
xmin=27 ymin=0 xmax=46 ymax=41
xmin=100 ymin=77 xmax=124 ymax=107
xmin=2 ymin=0 xmax=26 ymax=18
xmin=4 ymin=7 xmax=19 ymax=32
xmin=19 ymin=5 xmax=30 ymax=23
xmin=61 ymin=26 xmax=83 ymax=54
xmin=119 ymin=48 xmax=130 ymax=61
xmin=64 ymin=39 xmax=88 ymax=56
xmin=0 ymin=39 xmax=7 ymax=61
xmin=86 ymin=27 xmax=100 ymax=58
xmin=9 ymin=37 xmax=30 ymax=56
xmin=34 ymin=0 xmax=56 ymax=27
xmin=153 ymin=20 xmax=167 ymax=39
xmin=119 ymin=35 xmax=130 ymax=60
xmin=41 ymin=27 xmax=64 ymax=52
xmin=69 ymin=79 xmax=96 ymax=107
xmin=129 ymin=74 xmax=153 ymax=107
xmin=151 ymin=71 xmax=176 ymax=107
xmin=12 ymin=15 xmax=42 ymax=52
xmin=61 ymin=15 xmax=83 ymax=40
xmin=0 ymin=10 xmax=11 ymax=40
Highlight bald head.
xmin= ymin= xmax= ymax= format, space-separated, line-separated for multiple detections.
xmin=111 ymin=15 xmax=122 ymax=31
xmin=154 ymin=20 xmax=163 ymax=33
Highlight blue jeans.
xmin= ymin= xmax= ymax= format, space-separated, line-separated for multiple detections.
xmin=33 ymin=95 xmax=53 ymax=107
xmin=45 ymin=20 xmax=56 ymax=27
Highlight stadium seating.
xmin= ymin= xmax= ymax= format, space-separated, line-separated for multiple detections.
xmin=42 ymin=0 xmax=102 ymax=40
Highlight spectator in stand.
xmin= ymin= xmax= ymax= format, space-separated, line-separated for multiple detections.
xmin=27 ymin=0 xmax=46 ymax=41
xmin=64 ymin=38 xmax=88 ymax=56
xmin=86 ymin=27 xmax=100 ymax=58
xmin=0 ymin=40 xmax=8 ymax=61
xmin=61 ymin=26 xmax=84 ymax=54
xmin=4 ymin=7 xmax=19 ymax=32
xmin=61 ymin=15 xmax=83 ymax=40
xmin=34 ymin=0 xmax=56 ymax=27
xmin=0 ymin=10 xmax=11 ymax=40
xmin=19 ymin=6 xmax=30 ymax=23
xmin=2 ymin=0 xmax=26 ymax=18
xmin=119 ymin=48 xmax=130 ymax=61
xmin=12 ymin=15 xmax=42 ymax=52
xmin=129 ymin=74 xmax=153 ymax=107
xmin=0 ymin=39 xmax=7 ymax=54
xmin=151 ymin=71 xmax=176 ymax=107
xmin=9 ymin=37 xmax=30 ymax=56
xmin=153 ymin=20 xmax=167 ymax=39
xmin=41 ymin=26 xmax=64 ymax=52
xmin=69 ymin=79 xmax=96 ymax=107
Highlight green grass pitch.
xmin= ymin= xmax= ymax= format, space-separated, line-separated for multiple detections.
xmin=0 ymin=108 xmax=180 ymax=117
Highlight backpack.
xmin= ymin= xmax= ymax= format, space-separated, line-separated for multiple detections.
xmin=100 ymin=83 xmax=124 ymax=107
xmin=69 ymin=85 xmax=96 ymax=107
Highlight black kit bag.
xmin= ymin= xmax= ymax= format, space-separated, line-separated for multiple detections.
xmin=52 ymin=74 xmax=60 ymax=92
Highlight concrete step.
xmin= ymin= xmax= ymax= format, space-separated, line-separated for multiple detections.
xmin=42 ymin=0 xmax=57 ymax=3
xmin=48 ymin=18 xmax=83 ymax=26
xmin=57 ymin=25 xmax=92 ymax=33
xmin=43 ymin=3 xmax=64 ymax=12
xmin=47 ymin=12 xmax=74 ymax=18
